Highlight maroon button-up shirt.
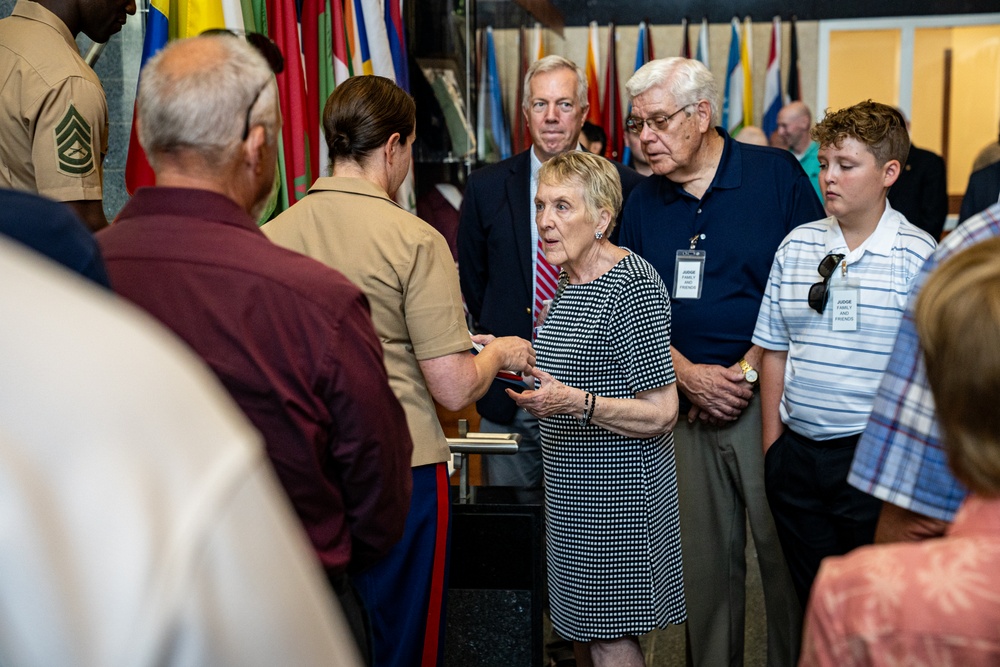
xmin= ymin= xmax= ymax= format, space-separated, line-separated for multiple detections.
xmin=98 ymin=187 xmax=413 ymax=574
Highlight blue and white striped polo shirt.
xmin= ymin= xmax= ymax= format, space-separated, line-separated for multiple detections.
xmin=752 ymin=203 xmax=936 ymax=441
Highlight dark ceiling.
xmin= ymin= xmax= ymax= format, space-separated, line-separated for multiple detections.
xmin=477 ymin=0 xmax=999 ymax=28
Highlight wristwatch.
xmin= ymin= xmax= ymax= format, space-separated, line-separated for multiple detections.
xmin=739 ymin=358 xmax=759 ymax=385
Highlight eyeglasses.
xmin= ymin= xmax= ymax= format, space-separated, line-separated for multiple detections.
xmin=625 ymin=105 xmax=691 ymax=135
xmin=200 ymin=29 xmax=286 ymax=141
xmin=239 ymin=81 xmax=270 ymax=140
xmin=808 ymin=253 xmax=846 ymax=314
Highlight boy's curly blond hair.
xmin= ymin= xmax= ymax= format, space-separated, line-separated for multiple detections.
xmin=811 ymin=100 xmax=909 ymax=168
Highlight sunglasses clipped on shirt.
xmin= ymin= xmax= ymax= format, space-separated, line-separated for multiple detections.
xmin=808 ymin=253 xmax=846 ymax=314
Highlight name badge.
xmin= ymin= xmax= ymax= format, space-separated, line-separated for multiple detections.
xmin=830 ymin=286 xmax=860 ymax=331
xmin=674 ymin=250 xmax=706 ymax=299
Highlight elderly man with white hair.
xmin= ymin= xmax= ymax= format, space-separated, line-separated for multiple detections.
xmin=618 ymin=57 xmax=824 ymax=667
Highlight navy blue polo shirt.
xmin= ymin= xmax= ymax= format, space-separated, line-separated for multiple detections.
xmin=620 ymin=128 xmax=824 ymax=368
xmin=0 ymin=188 xmax=109 ymax=287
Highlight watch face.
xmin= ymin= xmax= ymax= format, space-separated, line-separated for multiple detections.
xmin=745 ymin=369 xmax=759 ymax=383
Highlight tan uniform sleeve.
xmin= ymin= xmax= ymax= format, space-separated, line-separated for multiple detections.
xmin=32 ymin=76 xmax=107 ymax=203
xmin=403 ymin=227 xmax=471 ymax=361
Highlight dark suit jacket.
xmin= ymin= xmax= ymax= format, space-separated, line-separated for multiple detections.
xmin=959 ymin=161 xmax=1000 ymax=225
xmin=458 ymin=149 xmax=645 ymax=423
xmin=888 ymin=145 xmax=948 ymax=239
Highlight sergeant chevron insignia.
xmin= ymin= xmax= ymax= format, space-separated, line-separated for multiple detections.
xmin=55 ymin=104 xmax=95 ymax=177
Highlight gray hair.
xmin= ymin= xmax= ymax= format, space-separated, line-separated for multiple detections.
xmin=625 ymin=57 xmax=720 ymax=126
xmin=538 ymin=152 xmax=623 ymax=236
xmin=137 ymin=35 xmax=279 ymax=171
xmin=522 ymin=55 xmax=588 ymax=111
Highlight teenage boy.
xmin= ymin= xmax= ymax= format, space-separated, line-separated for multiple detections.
xmin=752 ymin=100 xmax=937 ymax=605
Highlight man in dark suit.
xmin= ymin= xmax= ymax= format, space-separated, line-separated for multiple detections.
xmin=959 ymin=161 xmax=1000 ymax=225
xmin=887 ymin=111 xmax=948 ymax=240
xmin=889 ymin=144 xmax=948 ymax=240
xmin=458 ymin=55 xmax=644 ymax=489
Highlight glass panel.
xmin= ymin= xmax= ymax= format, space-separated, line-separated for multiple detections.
xmin=945 ymin=25 xmax=1000 ymax=194
xmin=911 ymin=28 xmax=950 ymax=159
xmin=828 ymin=29 xmax=901 ymax=111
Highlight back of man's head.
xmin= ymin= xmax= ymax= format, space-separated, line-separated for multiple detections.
xmin=916 ymin=234 xmax=1000 ymax=496
xmin=812 ymin=100 xmax=909 ymax=168
xmin=783 ymin=101 xmax=812 ymax=124
xmin=137 ymin=36 xmax=278 ymax=174
xmin=625 ymin=57 xmax=719 ymax=127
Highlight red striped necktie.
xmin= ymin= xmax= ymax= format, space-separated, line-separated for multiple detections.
xmin=534 ymin=237 xmax=560 ymax=322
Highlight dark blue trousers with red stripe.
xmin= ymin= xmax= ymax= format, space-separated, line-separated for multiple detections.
xmin=354 ymin=463 xmax=451 ymax=667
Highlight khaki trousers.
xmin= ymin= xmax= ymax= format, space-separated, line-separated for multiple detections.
xmin=673 ymin=399 xmax=802 ymax=667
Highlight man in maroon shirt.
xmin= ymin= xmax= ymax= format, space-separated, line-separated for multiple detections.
xmin=97 ymin=35 xmax=411 ymax=660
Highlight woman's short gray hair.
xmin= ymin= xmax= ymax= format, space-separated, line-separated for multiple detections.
xmin=625 ymin=57 xmax=720 ymax=126
xmin=522 ymin=55 xmax=588 ymax=111
xmin=137 ymin=35 xmax=279 ymax=171
xmin=537 ymin=152 xmax=623 ymax=236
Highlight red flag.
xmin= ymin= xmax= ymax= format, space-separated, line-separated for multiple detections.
xmin=124 ymin=107 xmax=155 ymax=194
xmin=124 ymin=1 xmax=168 ymax=194
xmin=332 ymin=0 xmax=349 ymax=82
xmin=301 ymin=0 xmax=321 ymax=184
xmin=646 ymin=20 xmax=655 ymax=61
xmin=268 ymin=0 xmax=311 ymax=206
xmin=601 ymin=23 xmax=622 ymax=161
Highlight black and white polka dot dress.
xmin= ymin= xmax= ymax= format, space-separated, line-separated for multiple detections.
xmin=536 ymin=251 xmax=686 ymax=641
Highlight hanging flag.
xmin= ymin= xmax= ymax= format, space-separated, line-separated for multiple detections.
xmin=359 ymin=0 xmax=396 ymax=79
xmin=602 ymin=22 xmax=622 ymax=161
xmin=585 ymin=21 xmax=602 ymax=125
xmin=312 ymin=0 xmax=350 ymax=180
xmin=531 ymin=22 xmax=545 ymax=61
xmin=331 ymin=0 xmax=350 ymax=84
xmin=742 ymin=16 xmax=753 ymax=128
xmin=268 ymin=0 xmax=311 ymax=206
xmin=386 ymin=0 xmax=409 ymax=92
xmin=345 ymin=0 xmax=370 ymax=75
xmin=645 ymin=20 xmax=655 ymax=61
xmin=787 ymin=16 xmax=802 ymax=102
xmin=513 ymin=25 xmax=530 ymax=153
xmin=723 ymin=17 xmax=745 ymax=136
xmin=477 ymin=27 xmax=511 ymax=163
xmin=385 ymin=0 xmax=415 ymax=211
xmin=622 ymin=21 xmax=649 ymax=165
xmin=175 ymin=0 xmax=226 ymax=38
xmin=762 ymin=17 xmax=783 ymax=137
xmin=634 ymin=21 xmax=648 ymax=73
xmin=696 ymin=18 xmax=709 ymax=68
xmin=680 ymin=18 xmax=691 ymax=59
xmin=124 ymin=0 xmax=169 ymax=194
xmin=301 ymin=0 xmax=324 ymax=184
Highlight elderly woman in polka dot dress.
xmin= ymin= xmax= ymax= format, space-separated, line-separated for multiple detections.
xmin=508 ymin=151 xmax=686 ymax=667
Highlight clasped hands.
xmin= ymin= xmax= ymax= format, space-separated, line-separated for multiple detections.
xmin=682 ymin=361 xmax=753 ymax=426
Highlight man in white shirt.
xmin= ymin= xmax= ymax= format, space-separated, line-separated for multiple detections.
xmin=0 ymin=237 xmax=361 ymax=667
